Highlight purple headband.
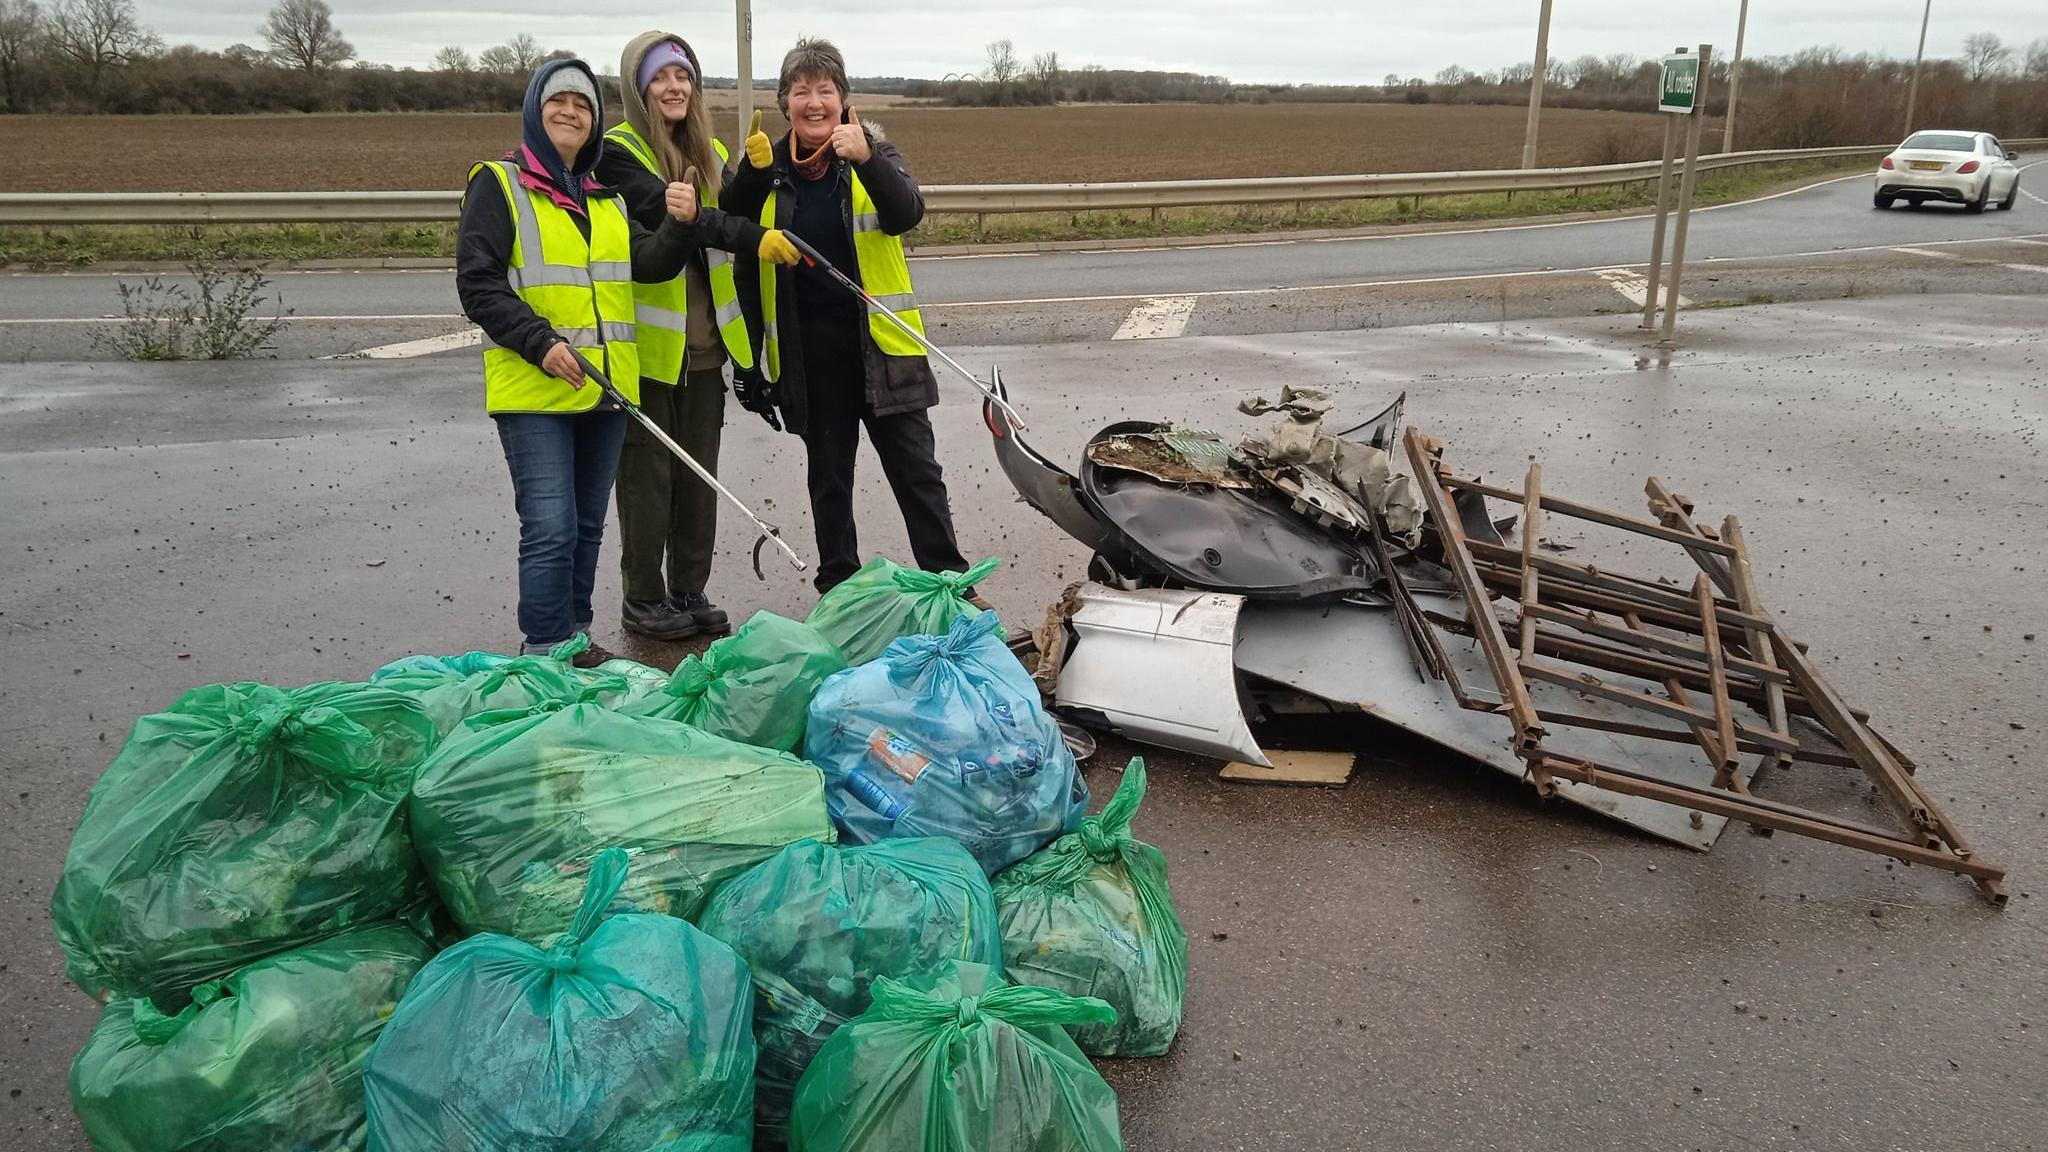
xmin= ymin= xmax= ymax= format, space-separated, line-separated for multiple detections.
xmin=637 ymin=40 xmax=695 ymax=95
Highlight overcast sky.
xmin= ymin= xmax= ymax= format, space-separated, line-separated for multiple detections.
xmin=139 ymin=1 xmax=2045 ymax=82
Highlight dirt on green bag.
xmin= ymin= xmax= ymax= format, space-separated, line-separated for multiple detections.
xmin=805 ymin=555 xmax=999 ymax=666
xmin=697 ymin=838 xmax=1001 ymax=1150
xmin=51 ymin=680 xmax=439 ymax=1005
xmin=619 ymin=611 xmax=847 ymax=752
xmin=789 ymin=961 xmax=1121 ymax=1152
xmin=408 ymin=700 xmax=836 ymax=940
xmin=992 ymin=758 xmax=1187 ymax=1056
xmin=69 ymin=922 xmax=433 ymax=1152
xmin=364 ymin=848 xmax=756 ymax=1152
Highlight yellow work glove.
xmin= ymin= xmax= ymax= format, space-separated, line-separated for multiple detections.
xmin=758 ymin=229 xmax=801 ymax=266
xmin=744 ymin=108 xmax=773 ymax=169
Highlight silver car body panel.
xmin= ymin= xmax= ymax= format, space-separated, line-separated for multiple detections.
xmin=1054 ymin=584 xmax=1271 ymax=768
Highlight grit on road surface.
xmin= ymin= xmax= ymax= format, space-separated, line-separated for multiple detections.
xmin=3 ymin=157 xmax=2044 ymax=361
xmin=3 ymin=294 xmax=2045 ymax=1150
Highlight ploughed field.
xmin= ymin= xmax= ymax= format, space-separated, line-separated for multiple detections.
xmin=5 ymin=102 xmax=1675 ymax=192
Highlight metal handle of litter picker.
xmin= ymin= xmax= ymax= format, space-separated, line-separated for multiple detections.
xmin=568 ymin=349 xmax=807 ymax=578
xmin=781 ymin=231 xmax=1029 ymax=431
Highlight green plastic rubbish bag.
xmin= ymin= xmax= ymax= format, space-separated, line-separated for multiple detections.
xmin=788 ymin=961 xmax=1121 ymax=1152
xmin=69 ymin=922 xmax=432 ymax=1152
xmin=364 ymin=848 xmax=756 ymax=1152
xmin=370 ymin=636 xmax=626 ymax=735
xmin=805 ymin=555 xmax=999 ymax=666
xmin=52 ymin=680 xmax=439 ymax=1004
xmin=697 ymin=838 xmax=1001 ymax=1149
xmin=409 ymin=700 xmax=835 ymax=940
xmin=992 ymin=758 xmax=1187 ymax=1056
xmin=620 ymin=612 xmax=847 ymax=752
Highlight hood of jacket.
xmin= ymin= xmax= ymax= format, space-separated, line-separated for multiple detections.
xmin=520 ymin=58 xmax=606 ymax=209
xmin=617 ymin=31 xmax=702 ymax=169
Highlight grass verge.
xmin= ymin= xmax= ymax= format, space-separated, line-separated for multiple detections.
xmin=0 ymin=160 xmax=1867 ymax=268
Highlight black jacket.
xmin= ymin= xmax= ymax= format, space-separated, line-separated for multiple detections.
xmin=721 ymin=128 xmax=937 ymax=436
xmin=455 ymin=163 xmax=695 ymax=372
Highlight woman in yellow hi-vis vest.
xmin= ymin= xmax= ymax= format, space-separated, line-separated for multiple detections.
xmin=454 ymin=59 xmax=703 ymax=664
xmin=597 ymin=32 xmax=802 ymax=642
xmin=723 ymin=38 xmax=974 ymax=595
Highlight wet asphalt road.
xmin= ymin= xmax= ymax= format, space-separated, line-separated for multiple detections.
xmin=3 ymin=295 xmax=2046 ymax=1150
xmin=3 ymin=158 xmax=2043 ymax=362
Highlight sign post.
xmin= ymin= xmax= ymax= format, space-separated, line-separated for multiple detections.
xmin=1660 ymin=43 xmax=1711 ymax=343
xmin=1641 ymin=46 xmax=1710 ymax=339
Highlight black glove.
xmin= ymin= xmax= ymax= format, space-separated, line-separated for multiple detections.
xmin=732 ymin=367 xmax=782 ymax=432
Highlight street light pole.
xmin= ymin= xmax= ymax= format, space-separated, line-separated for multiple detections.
xmin=1520 ymin=0 xmax=1556 ymax=168
xmin=735 ymin=0 xmax=754 ymax=153
xmin=1904 ymin=0 xmax=1932 ymax=136
xmin=1724 ymin=0 xmax=1750 ymax=152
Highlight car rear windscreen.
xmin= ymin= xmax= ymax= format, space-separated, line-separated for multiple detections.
xmin=1901 ymin=133 xmax=1975 ymax=152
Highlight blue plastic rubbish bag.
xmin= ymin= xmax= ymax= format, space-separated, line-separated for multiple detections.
xmin=364 ymin=848 xmax=756 ymax=1152
xmin=804 ymin=613 xmax=1086 ymax=875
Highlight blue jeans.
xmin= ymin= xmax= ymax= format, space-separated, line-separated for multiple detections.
xmin=494 ymin=409 xmax=628 ymax=649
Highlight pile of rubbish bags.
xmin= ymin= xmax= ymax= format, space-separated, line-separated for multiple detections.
xmin=49 ymin=557 xmax=1193 ymax=1152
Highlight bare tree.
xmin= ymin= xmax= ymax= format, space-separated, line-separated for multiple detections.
xmin=1030 ymin=49 xmax=1059 ymax=103
xmin=983 ymin=38 xmax=1019 ymax=103
xmin=505 ymin=32 xmax=542 ymax=71
xmin=47 ymin=0 xmax=158 ymax=98
xmin=1960 ymin=32 xmax=2010 ymax=82
xmin=222 ymin=41 xmax=266 ymax=66
xmin=432 ymin=44 xmax=472 ymax=73
xmin=1434 ymin=64 xmax=1469 ymax=86
xmin=0 ymin=0 xmax=37 ymax=112
xmin=261 ymin=0 xmax=352 ymax=71
xmin=476 ymin=44 xmax=518 ymax=74
xmin=2020 ymin=36 xmax=2048 ymax=81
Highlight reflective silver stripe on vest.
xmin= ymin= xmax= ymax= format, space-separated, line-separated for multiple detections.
xmin=479 ymin=321 xmax=634 ymax=351
xmin=866 ymin=292 xmax=919 ymax=313
xmin=589 ymin=260 xmax=633 ymax=283
xmin=493 ymin=162 xmax=546 ymax=265
xmin=507 ymin=264 xmax=594 ymax=291
xmin=762 ymin=320 xmax=779 ymax=342
xmin=706 ymin=249 xmax=733 ymax=271
xmin=636 ymin=303 xmax=689 ymax=331
xmin=852 ymin=212 xmax=884 ymax=234
xmin=713 ymin=297 xmax=745 ymax=328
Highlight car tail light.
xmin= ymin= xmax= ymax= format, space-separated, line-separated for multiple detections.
xmin=1881 ymin=156 xmax=1895 ymax=169
xmin=1957 ymin=160 xmax=1981 ymax=174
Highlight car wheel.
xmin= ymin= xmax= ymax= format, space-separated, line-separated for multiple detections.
xmin=1873 ymin=192 xmax=1894 ymax=209
xmin=1965 ymin=180 xmax=1989 ymax=214
xmin=1998 ymin=180 xmax=2018 ymax=211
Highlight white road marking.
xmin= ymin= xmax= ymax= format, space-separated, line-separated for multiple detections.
xmin=0 ymin=312 xmax=463 ymax=325
xmin=2002 ymin=263 xmax=2048 ymax=274
xmin=2008 ymin=237 xmax=2048 ymax=247
xmin=1889 ymin=246 xmax=1968 ymax=261
xmin=2023 ymin=188 xmax=2048 ymax=206
xmin=1595 ymin=268 xmax=1690 ymax=309
xmin=324 ymin=328 xmax=480 ymax=359
xmin=1110 ymin=295 xmax=1199 ymax=340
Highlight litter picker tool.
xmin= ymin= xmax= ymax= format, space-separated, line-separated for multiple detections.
xmin=782 ymin=231 xmax=1029 ymax=430
xmin=571 ymin=350 xmax=806 ymax=578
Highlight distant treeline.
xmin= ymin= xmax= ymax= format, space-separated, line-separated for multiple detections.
xmin=2 ymin=2 xmax=2044 ymax=148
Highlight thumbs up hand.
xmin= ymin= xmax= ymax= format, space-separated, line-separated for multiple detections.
xmin=744 ymin=108 xmax=774 ymax=169
xmin=666 ymin=167 xmax=700 ymax=222
xmin=830 ymin=106 xmax=871 ymax=164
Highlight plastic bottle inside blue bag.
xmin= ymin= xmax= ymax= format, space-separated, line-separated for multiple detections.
xmin=805 ymin=613 xmax=1087 ymax=875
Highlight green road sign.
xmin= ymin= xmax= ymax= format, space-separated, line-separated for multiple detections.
xmin=1659 ymin=54 xmax=1700 ymax=114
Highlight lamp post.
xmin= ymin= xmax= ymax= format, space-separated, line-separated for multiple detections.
xmin=1904 ymin=0 xmax=1932 ymax=135
xmin=1520 ymin=0 xmax=1556 ymax=168
xmin=1724 ymin=0 xmax=1750 ymax=152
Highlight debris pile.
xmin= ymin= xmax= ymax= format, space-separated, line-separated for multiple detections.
xmin=53 ymin=556 xmax=1192 ymax=1151
xmin=982 ymin=378 xmax=2003 ymax=903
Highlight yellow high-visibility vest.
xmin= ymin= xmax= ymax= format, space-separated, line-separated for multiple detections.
xmin=602 ymin=125 xmax=755 ymax=381
xmin=469 ymin=160 xmax=639 ymax=412
xmin=756 ymin=168 xmax=924 ymax=383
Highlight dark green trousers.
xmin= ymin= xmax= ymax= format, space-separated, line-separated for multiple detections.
xmin=615 ymin=366 xmax=725 ymax=604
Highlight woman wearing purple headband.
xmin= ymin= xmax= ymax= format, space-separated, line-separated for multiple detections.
xmin=598 ymin=32 xmax=802 ymax=643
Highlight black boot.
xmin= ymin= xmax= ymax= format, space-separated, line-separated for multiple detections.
xmin=670 ymin=592 xmax=731 ymax=636
xmin=621 ymin=598 xmax=701 ymax=642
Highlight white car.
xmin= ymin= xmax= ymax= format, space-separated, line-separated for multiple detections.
xmin=1874 ymin=130 xmax=2022 ymax=213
